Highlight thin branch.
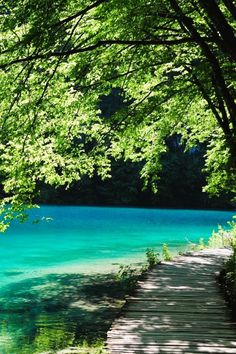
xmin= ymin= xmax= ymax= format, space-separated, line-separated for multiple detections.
xmin=198 ymin=0 xmax=236 ymax=60
xmin=97 ymin=85 xmax=193 ymax=151
xmin=74 ymin=59 xmax=168 ymax=91
xmin=1 ymin=63 xmax=34 ymax=130
xmin=105 ymin=79 xmax=178 ymax=135
xmin=0 ymin=0 xmax=106 ymax=58
xmin=121 ymin=49 xmax=137 ymax=90
xmin=190 ymin=0 xmax=230 ymax=57
xmin=51 ymin=0 xmax=107 ymax=29
xmin=0 ymin=36 xmax=215 ymax=69
xmin=169 ymin=0 xmax=236 ymax=130
xmin=186 ymin=67 xmax=230 ymax=135
xmin=21 ymin=15 xmax=85 ymax=153
xmin=212 ymin=74 xmax=232 ymax=132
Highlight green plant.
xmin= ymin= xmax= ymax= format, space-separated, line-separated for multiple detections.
xmin=76 ymin=338 xmax=107 ymax=354
xmin=189 ymin=237 xmax=206 ymax=251
xmin=219 ymin=244 xmax=236 ymax=318
xmin=199 ymin=238 xmax=206 ymax=250
xmin=208 ymin=227 xmax=233 ymax=248
xmin=162 ymin=243 xmax=173 ymax=261
xmin=115 ymin=265 xmax=139 ymax=291
xmin=146 ymin=248 xmax=160 ymax=268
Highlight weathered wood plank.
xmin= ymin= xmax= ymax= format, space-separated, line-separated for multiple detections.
xmin=107 ymin=348 xmax=236 ymax=353
xmin=112 ymin=321 xmax=236 ymax=328
xmin=107 ymin=249 xmax=236 ymax=354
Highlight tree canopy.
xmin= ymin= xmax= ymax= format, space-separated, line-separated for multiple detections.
xmin=0 ymin=0 xmax=235 ymax=226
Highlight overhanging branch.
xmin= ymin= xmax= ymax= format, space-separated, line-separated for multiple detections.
xmin=0 ymin=36 xmax=215 ymax=69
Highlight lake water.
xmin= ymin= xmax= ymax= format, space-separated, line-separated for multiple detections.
xmin=0 ymin=206 xmax=234 ymax=353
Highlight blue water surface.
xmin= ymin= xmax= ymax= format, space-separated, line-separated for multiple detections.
xmin=2 ymin=206 xmax=235 ymax=272
xmin=0 ymin=206 xmax=234 ymax=353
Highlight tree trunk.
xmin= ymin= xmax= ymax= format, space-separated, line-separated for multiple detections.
xmin=198 ymin=0 xmax=236 ymax=61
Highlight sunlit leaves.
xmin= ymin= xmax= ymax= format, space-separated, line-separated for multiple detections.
xmin=0 ymin=0 xmax=235 ymax=227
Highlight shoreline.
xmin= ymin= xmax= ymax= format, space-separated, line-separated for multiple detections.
xmin=0 ymin=245 xmax=187 ymax=290
xmin=1 ymin=245 xmax=233 ymax=354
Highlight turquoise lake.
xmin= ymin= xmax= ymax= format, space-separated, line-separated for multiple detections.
xmin=0 ymin=206 xmax=235 ymax=353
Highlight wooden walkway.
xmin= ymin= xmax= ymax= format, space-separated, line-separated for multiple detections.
xmin=107 ymin=249 xmax=236 ymax=354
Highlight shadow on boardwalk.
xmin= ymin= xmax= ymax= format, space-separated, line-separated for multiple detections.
xmin=107 ymin=249 xmax=236 ymax=353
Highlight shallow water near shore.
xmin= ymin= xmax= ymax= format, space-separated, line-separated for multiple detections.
xmin=0 ymin=206 xmax=234 ymax=353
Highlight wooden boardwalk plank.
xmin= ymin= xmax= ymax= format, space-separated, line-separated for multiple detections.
xmin=107 ymin=249 xmax=236 ymax=354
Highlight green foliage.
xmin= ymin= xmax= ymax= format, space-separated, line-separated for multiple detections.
xmin=115 ymin=265 xmax=139 ymax=291
xmin=176 ymin=220 xmax=236 ymax=319
xmin=208 ymin=226 xmax=234 ymax=248
xmin=187 ymin=237 xmax=206 ymax=252
xmin=188 ymin=220 xmax=236 ymax=252
xmin=219 ymin=240 xmax=236 ymax=317
xmin=0 ymin=0 xmax=235 ymax=222
xmin=0 ymin=202 xmax=38 ymax=232
xmin=225 ymin=248 xmax=236 ymax=282
xmin=76 ymin=339 xmax=107 ymax=354
xmin=37 ymin=137 xmax=233 ymax=209
xmin=198 ymin=238 xmax=206 ymax=250
xmin=162 ymin=243 xmax=173 ymax=261
xmin=146 ymin=248 xmax=160 ymax=267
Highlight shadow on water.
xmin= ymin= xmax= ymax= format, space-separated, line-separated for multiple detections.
xmin=0 ymin=271 xmax=127 ymax=353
